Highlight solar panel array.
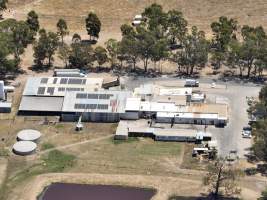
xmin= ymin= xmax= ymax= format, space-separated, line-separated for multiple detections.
xmin=76 ymin=93 xmax=114 ymax=99
xmin=37 ymin=87 xmax=45 ymax=95
xmin=40 ymin=78 xmax=48 ymax=84
xmin=58 ymin=78 xmax=86 ymax=85
xmin=47 ymin=87 xmax=55 ymax=95
xmin=74 ymin=103 xmax=109 ymax=110
xmin=53 ymin=78 xmax=58 ymax=84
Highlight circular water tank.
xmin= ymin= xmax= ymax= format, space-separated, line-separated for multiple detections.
xmin=13 ymin=141 xmax=37 ymax=155
xmin=17 ymin=129 xmax=41 ymax=142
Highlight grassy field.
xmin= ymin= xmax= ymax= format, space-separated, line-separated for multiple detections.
xmin=66 ymin=137 xmax=182 ymax=176
xmin=0 ymin=150 xmax=75 ymax=200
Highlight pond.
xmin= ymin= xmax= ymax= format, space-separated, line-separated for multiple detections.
xmin=38 ymin=182 xmax=156 ymax=200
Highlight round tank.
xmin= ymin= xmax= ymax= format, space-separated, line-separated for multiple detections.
xmin=13 ymin=141 xmax=37 ymax=155
xmin=17 ymin=129 xmax=41 ymax=142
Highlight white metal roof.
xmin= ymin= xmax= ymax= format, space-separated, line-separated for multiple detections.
xmin=125 ymin=98 xmax=141 ymax=111
xmin=19 ymin=96 xmax=64 ymax=112
xmin=23 ymin=77 xmax=103 ymax=97
xmin=159 ymin=88 xmax=192 ymax=96
xmin=156 ymin=111 xmax=219 ymax=120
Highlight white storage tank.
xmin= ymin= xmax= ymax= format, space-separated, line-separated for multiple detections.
xmin=13 ymin=141 xmax=37 ymax=155
xmin=17 ymin=129 xmax=41 ymax=142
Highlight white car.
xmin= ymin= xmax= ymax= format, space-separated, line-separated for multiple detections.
xmin=242 ymin=126 xmax=252 ymax=138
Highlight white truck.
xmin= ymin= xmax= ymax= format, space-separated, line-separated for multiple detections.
xmin=132 ymin=15 xmax=143 ymax=26
xmin=184 ymin=79 xmax=199 ymax=87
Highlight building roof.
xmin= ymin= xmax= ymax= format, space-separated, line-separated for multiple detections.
xmin=152 ymin=95 xmax=187 ymax=106
xmin=187 ymin=103 xmax=228 ymax=119
xmin=159 ymin=88 xmax=192 ymax=96
xmin=124 ymin=98 xmax=141 ymax=111
xmin=19 ymin=96 xmax=64 ymax=112
xmin=23 ymin=77 xmax=103 ymax=97
xmin=154 ymin=128 xmax=197 ymax=137
xmin=62 ymin=90 xmax=132 ymax=113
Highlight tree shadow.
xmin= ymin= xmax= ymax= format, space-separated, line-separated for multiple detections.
xmin=219 ymin=73 xmax=266 ymax=85
xmin=80 ymin=39 xmax=97 ymax=45
xmin=29 ymin=65 xmax=51 ymax=73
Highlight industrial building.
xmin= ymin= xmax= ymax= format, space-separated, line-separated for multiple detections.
xmin=115 ymin=120 xmax=212 ymax=142
xmin=18 ymin=77 xmax=228 ymax=126
xmin=19 ymin=76 xmax=132 ymax=122
xmin=0 ymin=81 xmax=14 ymax=113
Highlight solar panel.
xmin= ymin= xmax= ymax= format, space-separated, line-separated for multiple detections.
xmin=66 ymin=88 xmax=81 ymax=91
xmin=40 ymin=78 xmax=48 ymax=84
xmin=47 ymin=87 xmax=55 ymax=95
xmin=60 ymin=78 xmax=68 ymax=84
xmin=58 ymin=87 xmax=65 ymax=92
xmin=76 ymin=93 xmax=87 ymax=99
xmin=86 ymin=104 xmax=97 ymax=109
xmin=53 ymin=78 xmax=58 ymax=84
xmin=100 ymin=94 xmax=114 ymax=99
xmin=87 ymin=93 xmax=99 ymax=99
xmin=97 ymin=104 xmax=109 ymax=110
xmin=68 ymin=78 xmax=83 ymax=84
xmin=37 ymin=87 xmax=46 ymax=95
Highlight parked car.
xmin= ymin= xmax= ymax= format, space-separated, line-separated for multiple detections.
xmin=242 ymin=126 xmax=252 ymax=138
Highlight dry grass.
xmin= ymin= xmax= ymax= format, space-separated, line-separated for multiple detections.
xmin=8 ymin=0 xmax=267 ymax=38
xmin=66 ymin=137 xmax=182 ymax=176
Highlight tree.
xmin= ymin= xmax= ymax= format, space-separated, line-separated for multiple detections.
xmin=72 ymin=33 xmax=81 ymax=43
xmin=94 ymin=46 xmax=108 ymax=69
xmin=142 ymin=3 xmax=167 ymax=32
xmin=26 ymin=10 xmax=39 ymax=34
xmin=175 ymin=26 xmax=209 ymax=75
xmin=33 ymin=29 xmax=59 ymax=68
xmin=0 ymin=44 xmax=17 ymax=77
xmin=105 ymin=38 xmax=119 ymax=69
xmin=120 ymin=24 xmax=135 ymax=37
xmin=210 ymin=16 xmax=238 ymax=69
xmin=240 ymin=26 xmax=266 ymax=78
xmin=250 ymin=86 xmax=267 ymax=162
xmin=259 ymin=187 xmax=267 ymax=200
xmin=203 ymin=159 xmax=242 ymax=199
xmin=135 ymin=26 xmax=155 ymax=72
xmin=227 ymin=39 xmax=244 ymax=76
xmin=119 ymin=35 xmax=139 ymax=71
xmin=151 ymin=38 xmax=169 ymax=70
xmin=58 ymin=43 xmax=70 ymax=68
xmin=11 ymin=21 xmax=34 ymax=62
xmin=57 ymin=18 xmax=69 ymax=44
xmin=166 ymin=9 xmax=188 ymax=44
xmin=69 ymin=43 xmax=94 ymax=69
xmin=0 ymin=0 xmax=8 ymax=13
xmin=85 ymin=12 xmax=101 ymax=40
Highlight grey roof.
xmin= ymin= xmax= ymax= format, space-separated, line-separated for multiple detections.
xmin=23 ymin=77 xmax=40 ymax=96
xmin=62 ymin=90 xmax=132 ymax=113
xmin=19 ymin=96 xmax=64 ymax=112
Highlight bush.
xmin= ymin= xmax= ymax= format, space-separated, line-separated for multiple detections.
xmin=42 ymin=150 xmax=75 ymax=172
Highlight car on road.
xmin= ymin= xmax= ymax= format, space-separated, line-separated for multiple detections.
xmin=242 ymin=126 xmax=252 ymax=138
